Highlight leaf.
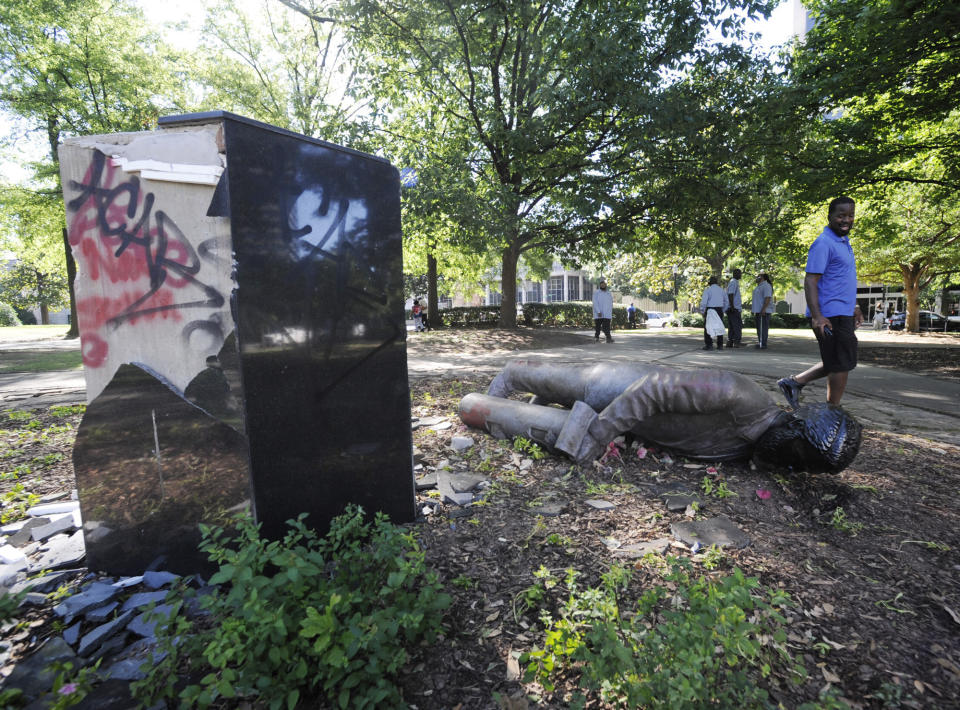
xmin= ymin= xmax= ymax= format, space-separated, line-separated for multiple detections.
xmin=821 ymin=667 xmax=842 ymax=684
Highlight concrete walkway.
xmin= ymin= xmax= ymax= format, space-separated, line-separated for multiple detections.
xmin=3 ymin=329 xmax=958 ymax=446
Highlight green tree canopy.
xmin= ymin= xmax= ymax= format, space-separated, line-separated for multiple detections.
xmin=0 ymin=0 xmax=190 ymax=334
xmin=0 ymin=184 xmax=69 ymax=321
xmin=195 ymin=0 xmax=365 ymax=144
xmin=341 ymin=0 xmax=776 ymax=326
xmin=783 ymin=0 xmax=960 ymax=198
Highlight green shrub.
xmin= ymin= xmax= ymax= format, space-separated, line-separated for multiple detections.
xmin=520 ymin=302 xmax=630 ymax=329
xmin=780 ymin=313 xmax=808 ymax=329
xmin=132 ymin=507 xmax=451 ymax=710
xmin=0 ymin=302 xmax=21 ymax=327
xmin=675 ymin=311 xmax=704 ymax=328
xmin=522 ymin=557 xmax=805 ymax=709
xmin=437 ymin=305 xmax=503 ymax=328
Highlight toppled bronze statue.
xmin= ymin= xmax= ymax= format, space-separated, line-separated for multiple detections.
xmin=459 ymin=360 xmax=862 ymax=473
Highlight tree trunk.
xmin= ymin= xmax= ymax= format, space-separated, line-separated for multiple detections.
xmin=901 ymin=264 xmax=923 ymax=333
xmin=426 ymin=252 xmax=439 ymax=328
xmin=35 ymin=270 xmax=49 ymax=325
xmin=63 ymin=227 xmax=79 ymax=338
xmin=498 ymin=243 xmax=520 ymax=328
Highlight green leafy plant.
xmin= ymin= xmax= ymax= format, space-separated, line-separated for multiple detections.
xmin=49 ymin=405 xmax=85 ymax=418
xmin=544 ymin=533 xmax=574 ymax=548
xmin=701 ymin=475 xmax=737 ymax=499
xmin=522 ymin=557 xmax=805 ymax=709
xmin=451 ymin=575 xmax=477 ymax=590
xmin=512 ymin=436 xmax=545 ymax=460
xmin=828 ymin=507 xmax=864 ymax=535
xmin=47 ymin=660 xmax=101 ymax=710
xmin=1 ymin=483 xmax=40 ymax=523
xmin=131 ymin=507 xmax=450 ymax=710
xmin=699 ymin=544 xmax=726 ymax=570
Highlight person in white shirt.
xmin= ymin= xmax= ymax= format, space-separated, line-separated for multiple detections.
xmin=752 ymin=273 xmax=774 ymax=349
xmin=592 ymin=280 xmax=614 ymax=343
xmin=699 ymin=276 xmax=727 ymax=350
xmin=726 ymin=268 xmax=743 ymax=347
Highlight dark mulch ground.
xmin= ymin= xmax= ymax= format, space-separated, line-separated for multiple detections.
xmin=858 ymin=346 xmax=960 ymax=380
xmin=400 ymin=371 xmax=960 ymax=710
xmin=2 ymin=333 xmax=959 ymax=709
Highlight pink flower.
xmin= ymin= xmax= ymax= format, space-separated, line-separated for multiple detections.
xmin=636 ymin=446 xmax=647 ymax=460
xmin=599 ymin=441 xmax=622 ymax=463
xmin=705 ymin=466 xmax=718 ymax=475
xmin=59 ymin=684 xmax=78 ymax=696
xmin=756 ymin=489 xmax=772 ymax=500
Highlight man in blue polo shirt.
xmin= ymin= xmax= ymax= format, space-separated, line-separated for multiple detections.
xmin=778 ymin=197 xmax=863 ymax=408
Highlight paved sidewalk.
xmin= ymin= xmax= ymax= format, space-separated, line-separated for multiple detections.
xmin=4 ymin=329 xmax=959 ymax=446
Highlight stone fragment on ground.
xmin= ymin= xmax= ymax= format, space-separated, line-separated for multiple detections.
xmin=528 ymin=499 xmax=567 ymax=517
xmin=415 ymin=471 xmax=438 ymax=491
xmin=121 ymin=591 xmax=169 ymax=612
xmin=32 ymin=529 xmax=85 ymax=571
xmin=450 ymin=435 xmax=474 ymax=452
xmin=662 ymin=492 xmax=701 ymax=512
xmin=77 ymin=610 xmax=135 ymax=657
xmin=670 ymin=516 xmax=751 ymax=549
xmin=613 ymin=537 xmax=673 ymax=557
xmin=30 ymin=513 xmax=77 ymax=541
xmin=6 ymin=517 xmax=50 ymax=547
xmin=26 ymin=501 xmax=80 ymax=518
xmin=142 ymin=571 xmax=179 ymax=589
xmin=437 ymin=470 xmax=488 ymax=505
xmin=53 ymin=581 xmax=118 ymax=620
xmin=584 ymin=499 xmax=615 ymax=511
xmin=128 ymin=604 xmax=175 ymax=638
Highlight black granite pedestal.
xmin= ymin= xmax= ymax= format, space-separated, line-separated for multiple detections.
xmin=62 ymin=112 xmax=415 ymax=574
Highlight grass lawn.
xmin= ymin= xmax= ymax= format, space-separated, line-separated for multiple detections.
xmin=0 ymin=325 xmax=71 ymax=343
xmin=0 ymin=350 xmax=82 ymax=373
xmin=0 ymin=326 xmax=80 ymax=373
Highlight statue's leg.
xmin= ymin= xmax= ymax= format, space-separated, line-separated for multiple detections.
xmin=486 ymin=359 xmax=649 ymax=410
xmin=459 ymin=393 xmax=602 ymax=462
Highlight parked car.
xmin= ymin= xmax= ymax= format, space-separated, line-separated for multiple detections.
xmin=644 ymin=311 xmax=672 ymax=328
xmin=887 ymin=310 xmax=949 ymax=332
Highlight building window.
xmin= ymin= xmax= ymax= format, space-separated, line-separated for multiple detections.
xmin=582 ymin=280 xmax=593 ymax=301
xmin=567 ymin=275 xmax=580 ymax=301
xmin=547 ymin=276 xmax=563 ymax=302
xmin=488 ymin=289 xmax=502 ymax=305
xmin=526 ymin=282 xmax=542 ymax=302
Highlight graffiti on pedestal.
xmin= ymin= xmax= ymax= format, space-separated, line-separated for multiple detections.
xmin=64 ymin=149 xmax=232 ymax=398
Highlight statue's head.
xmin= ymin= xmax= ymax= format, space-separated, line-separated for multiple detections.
xmin=753 ymin=403 xmax=862 ymax=474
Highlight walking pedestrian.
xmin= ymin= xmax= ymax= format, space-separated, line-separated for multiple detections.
xmin=778 ymin=197 xmax=863 ymax=408
xmin=411 ymin=299 xmax=424 ymax=331
xmin=593 ymin=280 xmax=614 ymax=342
xmin=627 ymin=303 xmax=637 ymax=329
xmin=700 ymin=276 xmax=726 ymax=350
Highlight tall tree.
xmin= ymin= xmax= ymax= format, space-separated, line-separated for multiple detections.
xmin=0 ymin=184 xmax=68 ymax=322
xmin=340 ymin=0 xmax=775 ymax=327
xmin=632 ymin=55 xmax=806 ymax=285
xmin=0 ymin=0 xmax=188 ymax=336
xmin=853 ymin=155 xmax=960 ymax=332
xmin=197 ymin=0 xmax=365 ymax=143
xmin=783 ymin=0 xmax=960 ymax=198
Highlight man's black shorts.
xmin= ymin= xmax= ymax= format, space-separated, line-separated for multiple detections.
xmin=812 ymin=315 xmax=858 ymax=373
